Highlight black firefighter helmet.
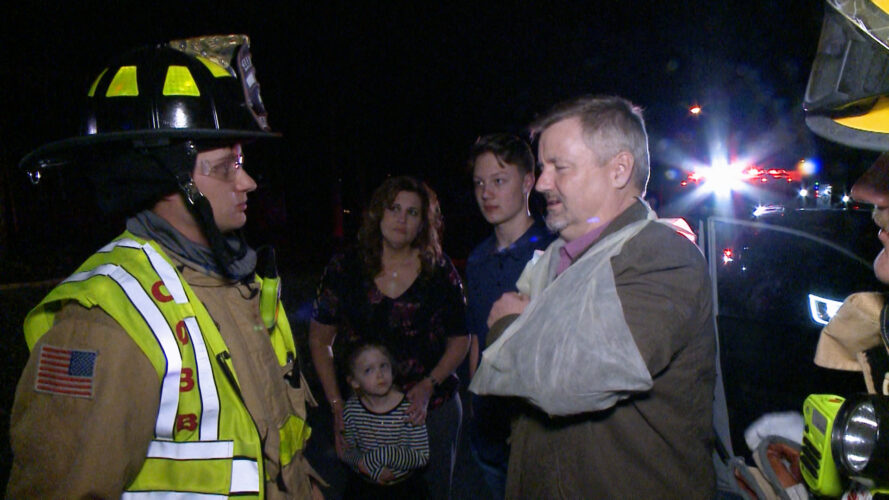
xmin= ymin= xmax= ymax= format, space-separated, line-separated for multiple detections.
xmin=805 ymin=0 xmax=889 ymax=151
xmin=20 ymin=34 xmax=279 ymax=278
xmin=21 ymin=34 xmax=277 ymax=172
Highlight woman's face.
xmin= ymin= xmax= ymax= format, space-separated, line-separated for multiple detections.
xmin=380 ymin=190 xmax=423 ymax=250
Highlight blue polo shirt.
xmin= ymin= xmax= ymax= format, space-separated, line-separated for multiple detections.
xmin=465 ymin=219 xmax=555 ymax=349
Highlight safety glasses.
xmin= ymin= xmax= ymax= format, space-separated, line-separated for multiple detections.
xmin=199 ymin=152 xmax=244 ymax=182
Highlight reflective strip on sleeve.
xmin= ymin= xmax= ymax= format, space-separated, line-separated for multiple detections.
xmin=63 ymin=264 xmax=181 ymax=439
xmin=184 ymin=316 xmax=220 ymax=441
xmin=230 ymin=458 xmax=260 ymax=495
xmin=146 ymin=440 xmax=233 ymax=460
xmin=98 ymin=238 xmax=141 ymax=253
xmin=122 ymin=492 xmax=227 ymax=500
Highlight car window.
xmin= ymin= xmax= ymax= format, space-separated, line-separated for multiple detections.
xmin=707 ymin=210 xmax=882 ymax=456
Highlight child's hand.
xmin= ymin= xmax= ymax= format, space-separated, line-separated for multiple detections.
xmin=357 ymin=457 xmax=371 ymax=477
xmin=378 ymin=467 xmax=395 ymax=484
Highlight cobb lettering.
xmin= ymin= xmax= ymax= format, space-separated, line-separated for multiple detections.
xmin=180 ymin=367 xmax=195 ymax=392
xmin=151 ymin=280 xmax=173 ymax=302
xmin=176 ymin=413 xmax=198 ymax=432
xmin=175 ymin=320 xmax=190 ymax=345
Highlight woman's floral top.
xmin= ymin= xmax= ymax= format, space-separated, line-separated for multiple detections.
xmin=313 ymin=250 xmax=467 ymax=409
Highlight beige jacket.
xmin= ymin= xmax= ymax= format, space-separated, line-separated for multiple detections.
xmin=7 ymin=248 xmax=322 ymax=499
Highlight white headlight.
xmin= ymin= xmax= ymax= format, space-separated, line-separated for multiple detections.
xmin=839 ymin=401 xmax=878 ymax=473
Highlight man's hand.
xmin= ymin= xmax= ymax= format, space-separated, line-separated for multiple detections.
xmin=487 ymin=292 xmax=530 ymax=328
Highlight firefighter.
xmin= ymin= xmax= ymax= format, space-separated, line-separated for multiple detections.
xmin=7 ymin=35 xmax=324 ymax=498
xmin=782 ymin=1 xmax=889 ymax=495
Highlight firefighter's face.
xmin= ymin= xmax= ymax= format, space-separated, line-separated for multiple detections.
xmin=193 ymin=143 xmax=257 ymax=233
xmin=851 ymin=152 xmax=889 ymax=283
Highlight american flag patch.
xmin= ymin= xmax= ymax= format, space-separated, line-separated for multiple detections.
xmin=34 ymin=345 xmax=97 ymax=399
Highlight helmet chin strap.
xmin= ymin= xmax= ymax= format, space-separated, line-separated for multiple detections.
xmin=148 ymin=140 xmax=249 ymax=279
xmin=175 ymin=172 xmax=249 ymax=279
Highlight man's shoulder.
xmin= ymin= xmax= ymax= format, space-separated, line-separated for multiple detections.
xmin=621 ymin=220 xmax=708 ymax=271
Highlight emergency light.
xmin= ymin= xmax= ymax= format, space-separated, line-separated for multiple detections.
xmin=801 ymin=394 xmax=889 ymax=495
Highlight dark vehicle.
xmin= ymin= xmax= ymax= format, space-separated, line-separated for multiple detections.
xmin=703 ymin=208 xmax=884 ymax=456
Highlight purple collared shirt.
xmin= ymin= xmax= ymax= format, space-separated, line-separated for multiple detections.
xmin=556 ymin=225 xmax=607 ymax=276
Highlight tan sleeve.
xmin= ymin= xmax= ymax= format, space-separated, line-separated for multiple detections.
xmin=7 ymin=303 xmax=160 ymax=499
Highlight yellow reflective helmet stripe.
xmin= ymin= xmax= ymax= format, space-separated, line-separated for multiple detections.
xmin=874 ymin=0 xmax=889 ymax=15
xmin=106 ymin=66 xmax=139 ymax=97
xmin=835 ymin=96 xmax=889 ymax=133
xmin=87 ymin=68 xmax=109 ymax=97
xmin=163 ymin=65 xmax=201 ymax=96
xmin=196 ymin=55 xmax=233 ymax=78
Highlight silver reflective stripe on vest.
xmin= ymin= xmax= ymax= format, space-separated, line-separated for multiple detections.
xmin=122 ymin=492 xmax=227 ymax=499
xmin=93 ymin=239 xmax=221 ymax=440
xmin=135 ymin=441 xmax=260 ymax=497
xmin=147 ymin=440 xmax=233 ymax=459
xmin=231 ymin=458 xmax=261 ymax=494
xmin=184 ymin=316 xmax=220 ymax=441
xmin=99 ymin=239 xmax=188 ymax=303
xmin=64 ymin=264 xmax=181 ymax=439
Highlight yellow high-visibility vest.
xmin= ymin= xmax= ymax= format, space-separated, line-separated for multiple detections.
xmin=24 ymin=232 xmax=310 ymax=498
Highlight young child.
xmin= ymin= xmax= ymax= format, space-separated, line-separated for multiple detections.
xmin=341 ymin=342 xmax=430 ymax=499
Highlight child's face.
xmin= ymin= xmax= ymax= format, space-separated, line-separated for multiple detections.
xmin=350 ymin=348 xmax=394 ymax=397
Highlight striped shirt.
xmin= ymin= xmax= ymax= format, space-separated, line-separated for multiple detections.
xmin=342 ymin=394 xmax=430 ymax=482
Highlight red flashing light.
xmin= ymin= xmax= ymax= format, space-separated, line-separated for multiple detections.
xmin=722 ymin=248 xmax=735 ymax=264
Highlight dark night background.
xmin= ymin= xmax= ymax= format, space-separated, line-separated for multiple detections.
xmin=2 ymin=0 xmax=875 ymax=276
xmin=0 ymin=0 xmax=880 ymax=494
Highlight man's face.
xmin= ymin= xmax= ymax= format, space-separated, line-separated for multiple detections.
xmin=193 ymin=143 xmax=257 ymax=233
xmin=851 ymin=152 xmax=889 ymax=283
xmin=472 ymin=152 xmax=533 ymax=227
xmin=535 ymin=117 xmax=617 ymax=242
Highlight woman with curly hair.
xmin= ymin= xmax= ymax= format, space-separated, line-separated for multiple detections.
xmin=309 ymin=176 xmax=469 ymax=499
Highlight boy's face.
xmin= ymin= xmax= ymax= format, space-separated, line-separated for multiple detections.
xmin=472 ymin=152 xmax=533 ymax=227
xmin=349 ymin=348 xmax=394 ymax=398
